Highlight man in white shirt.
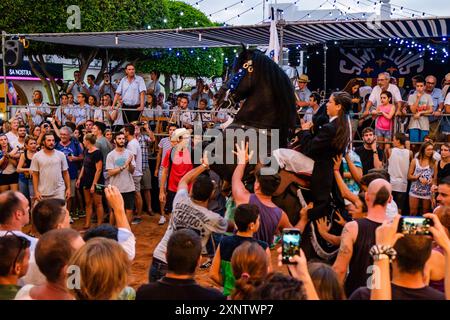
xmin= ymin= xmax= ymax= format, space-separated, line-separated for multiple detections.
xmin=407 ymin=76 xmax=433 ymax=144
xmin=147 ymin=70 xmax=161 ymax=97
xmin=364 ymin=72 xmax=402 ymax=117
xmin=124 ymin=124 xmax=143 ymax=225
xmin=112 ymin=63 xmax=146 ymax=123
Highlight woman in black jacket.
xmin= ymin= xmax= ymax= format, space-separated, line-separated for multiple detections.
xmin=298 ymin=91 xmax=352 ymax=221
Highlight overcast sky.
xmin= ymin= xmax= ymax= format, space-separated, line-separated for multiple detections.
xmin=182 ymin=0 xmax=450 ymax=25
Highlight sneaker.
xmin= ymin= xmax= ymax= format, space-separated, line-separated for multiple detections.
xmin=78 ymin=210 xmax=86 ymax=218
xmin=71 ymin=211 xmax=79 ymax=220
xmin=158 ymin=216 xmax=166 ymax=225
xmin=131 ymin=217 xmax=143 ymax=225
xmin=70 ymin=217 xmax=74 ymax=224
xmin=200 ymin=259 xmax=212 ymax=270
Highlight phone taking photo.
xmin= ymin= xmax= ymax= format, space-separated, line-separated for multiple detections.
xmin=95 ymin=184 xmax=107 ymax=194
xmin=282 ymin=228 xmax=301 ymax=264
xmin=397 ymin=216 xmax=434 ymax=236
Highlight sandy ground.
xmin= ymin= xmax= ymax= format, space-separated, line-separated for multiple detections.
xmin=72 ymin=214 xmax=285 ymax=291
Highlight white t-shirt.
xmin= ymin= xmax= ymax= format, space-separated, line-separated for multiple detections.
xmin=407 ymin=92 xmax=433 ymax=131
xmin=105 ymin=149 xmax=136 ymax=193
xmin=5 ymin=131 xmax=18 ymax=147
xmin=368 ymin=84 xmax=402 ymax=110
xmin=388 ymin=148 xmax=410 ymax=193
xmin=30 ymin=150 xmax=68 ymax=197
xmin=118 ymin=228 xmax=136 ymax=261
xmin=126 ymin=139 xmax=142 ymax=177
xmin=153 ymin=189 xmax=228 ymax=263
xmin=445 ymin=92 xmax=450 ymax=105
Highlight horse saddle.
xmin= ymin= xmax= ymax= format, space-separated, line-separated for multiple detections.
xmin=273 ymin=169 xmax=311 ymax=197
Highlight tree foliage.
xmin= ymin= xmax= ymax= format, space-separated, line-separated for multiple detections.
xmin=138 ymin=0 xmax=224 ymax=81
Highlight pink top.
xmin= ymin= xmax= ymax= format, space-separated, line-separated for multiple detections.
xmin=376 ymin=104 xmax=394 ymax=131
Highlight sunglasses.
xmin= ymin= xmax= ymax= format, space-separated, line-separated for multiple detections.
xmin=1 ymin=231 xmax=31 ymax=270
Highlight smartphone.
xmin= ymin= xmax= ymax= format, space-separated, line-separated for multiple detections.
xmin=282 ymin=228 xmax=301 ymax=264
xmin=95 ymin=184 xmax=107 ymax=194
xmin=46 ymin=117 xmax=53 ymax=122
xmin=397 ymin=216 xmax=434 ymax=236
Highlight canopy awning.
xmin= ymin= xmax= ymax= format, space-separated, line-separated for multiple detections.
xmin=10 ymin=17 xmax=450 ymax=49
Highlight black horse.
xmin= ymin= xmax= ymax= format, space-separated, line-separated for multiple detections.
xmin=201 ymin=47 xmax=345 ymax=262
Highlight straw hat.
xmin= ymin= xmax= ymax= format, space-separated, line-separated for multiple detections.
xmin=170 ymin=128 xmax=190 ymax=142
xmin=297 ymin=74 xmax=310 ymax=83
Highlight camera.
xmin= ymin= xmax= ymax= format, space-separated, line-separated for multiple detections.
xmin=46 ymin=117 xmax=53 ymax=122
xmin=282 ymin=228 xmax=301 ymax=264
xmin=397 ymin=216 xmax=434 ymax=236
xmin=95 ymin=184 xmax=107 ymax=194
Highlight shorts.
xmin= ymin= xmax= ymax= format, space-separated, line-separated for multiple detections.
xmin=121 ymin=192 xmax=135 ymax=211
xmin=164 ymin=190 xmax=177 ymax=214
xmin=375 ymin=128 xmax=392 ymax=139
xmin=148 ymin=257 xmax=168 ymax=282
xmin=0 ymin=172 xmax=19 ymax=186
xmin=140 ymin=168 xmax=152 ymax=190
xmin=133 ymin=176 xmax=142 ymax=193
xmin=409 ymin=129 xmax=429 ymax=143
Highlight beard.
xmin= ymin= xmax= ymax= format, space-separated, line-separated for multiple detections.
xmin=44 ymin=144 xmax=54 ymax=150
xmin=116 ymin=142 xmax=125 ymax=148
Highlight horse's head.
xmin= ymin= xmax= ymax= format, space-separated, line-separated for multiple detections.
xmin=216 ymin=45 xmax=254 ymax=110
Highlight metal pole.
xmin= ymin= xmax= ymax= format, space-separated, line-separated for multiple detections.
xmin=323 ymin=43 xmax=327 ymax=97
xmin=279 ymin=23 xmax=284 ymax=67
xmin=2 ymin=31 xmax=7 ymax=121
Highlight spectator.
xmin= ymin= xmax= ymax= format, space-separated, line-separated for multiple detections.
xmin=333 ymin=178 xmax=391 ymax=296
xmin=124 ymin=124 xmax=144 ymax=225
xmin=86 ymin=74 xmax=100 ymax=102
xmin=190 ymin=79 xmax=213 ymax=110
xmin=364 ymin=72 xmax=402 ymax=117
xmin=17 ymin=136 xmax=38 ymax=205
xmin=193 ymin=98 xmax=212 ymax=131
xmin=26 ymin=90 xmax=51 ymax=126
xmin=137 ymin=229 xmax=224 ymax=300
xmin=112 ymin=63 xmax=146 ymax=123
xmin=350 ymin=215 xmax=445 ymax=300
xmin=209 ymin=204 xmax=272 ymax=296
xmin=95 ymin=93 xmax=111 ymax=125
xmin=141 ymin=92 xmax=163 ymax=129
xmin=355 ymin=127 xmax=384 ymax=175
xmin=76 ymin=133 xmax=104 ymax=229
xmin=151 ymin=157 xmax=230 ymax=282
xmin=82 ymin=185 xmax=136 ymax=261
xmin=92 ymin=121 xmax=112 ymax=175
xmin=250 ymin=273 xmax=307 ymax=300
xmin=105 ymin=129 xmax=113 ymax=144
xmin=302 ymin=91 xmax=321 ymax=123
xmin=342 ymin=78 xmax=364 ymax=138
xmin=159 ymin=128 xmax=193 ymax=224
xmin=373 ymin=90 xmax=395 ymax=157
xmin=55 ymin=127 xmax=83 ymax=213
xmin=106 ymin=132 xmax=135 ymax=222
xmin=15 ymin=229 xmax=84 ymax=300
xmin=233 ymin=142 xmax=308 ymax=246
xmin=408 ymin=141 xmax=435 ymax=216
xmin=66 ymin=70 xmax=89 ymax=104
xmin=179 ymin=96 xmax=194 ymax=129
xmin=441 ymin=92 xmax=450 ymax=141
xmin=433 ymin=143 xmax=450 ymax=187
xmin=13 ymin=125 xmax=26 ymax=151
xmin=388 ymin=133 xmax=412 ymax=214
xmin=295 ymin=74 xmax=312 ymax=109
xmin=229 ymin=241 xmax=269 ymax=300
xmin=54 ymin=94 xmax=73 ymax=126
xmin=98 ymin=72 xmax=118 ymax=99
xmin=5 ymin=118 xmax=19 ymax=147
xmin=0 ymin=234 xmax=31 ymax=300
xmin=154 ymin=123 xmax=177 ymax=221
xmin=341 ymin=150 xmax=363 ymax=205
xmin=0 ymin=134 xmax=19 ymax=192
xmin=88 ymin=95 xmax=98 ymax=109
xmin=308 ymin=262 xmax=346 ymax=300
xmin=105 ymin=94 xmax=124 ymax=132
xmin=147 ymin=70 xmax=161 ymax=97
xmin=426 ymin=75 xmax=445 ymax=135
xmin=74 ymin=93 xmax=91 ymax=126
xmin=31 ymin=133 xmax=71 ymax=201
xmin=135 ymin=122 xmax=155 ymax=216
xmin=69 ymin=237 xmax=131 ymax=300
xmin=408 ymin=76 xmax=433 ymax=145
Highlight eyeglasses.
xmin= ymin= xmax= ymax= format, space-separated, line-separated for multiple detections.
xmin=426 ymin=82 xmax=436 ymax=85
xmin=1 ymin=231 xmax=31 ymax=270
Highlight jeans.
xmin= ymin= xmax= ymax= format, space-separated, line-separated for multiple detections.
xmin=149 ymin=257 xmax=168 ymax=282
xmin=205 ymin=233 xmax=224 ymax=257
xmin=19 ymin=178 xmax=34 ymax=200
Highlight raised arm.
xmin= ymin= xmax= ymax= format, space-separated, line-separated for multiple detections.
xmin=333 ymin=221 xmax=357 ymax=285
xmin=231 ymin=142 xmax=253 ymax=205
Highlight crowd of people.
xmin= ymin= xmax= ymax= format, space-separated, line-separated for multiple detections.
xmin=1 ymin=64 xmax=450 ymax=301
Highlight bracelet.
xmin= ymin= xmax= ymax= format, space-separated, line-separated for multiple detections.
xmin=369 ymin=244 xmax=397 ymax=262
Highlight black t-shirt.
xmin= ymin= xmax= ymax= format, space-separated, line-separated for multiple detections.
xmin=80 ymin=149 xmax=104 ymax=188
xmin=355 ymin=146 xmax=384 ymax=175
xmin=349 ymin=283 xmax=445 ymax=300
xmin=136 ymin=277 xmax=226 ymax=300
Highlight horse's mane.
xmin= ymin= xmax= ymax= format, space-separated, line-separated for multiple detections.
xmin=235 ymin=49 xmax=296 ymax=134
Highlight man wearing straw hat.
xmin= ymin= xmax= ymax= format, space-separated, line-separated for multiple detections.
xmin=295 ymin=74 xmax=312 ymax=110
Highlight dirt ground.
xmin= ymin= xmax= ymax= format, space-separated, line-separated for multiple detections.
xmin=73 ymin=214 xmax=285 ymax=291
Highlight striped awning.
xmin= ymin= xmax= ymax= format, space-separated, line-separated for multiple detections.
xmin=16 ymin=17 xmax=450 ymax=48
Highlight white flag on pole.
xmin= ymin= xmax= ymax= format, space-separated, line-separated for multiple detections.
xmin=267 ymin=19 xmax=280 ymax=63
